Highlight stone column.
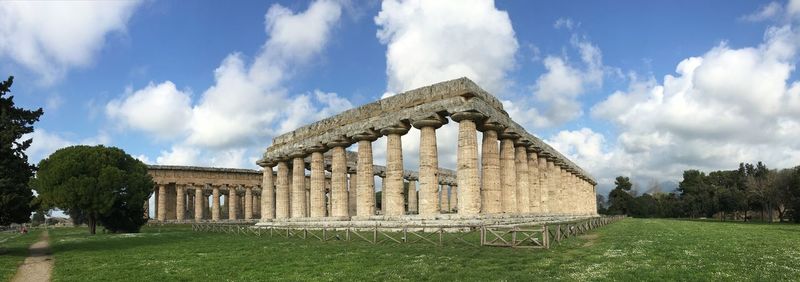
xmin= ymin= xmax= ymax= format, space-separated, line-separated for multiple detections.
xmin=407 ymin=178 xmax=418 ymax=213
xmin=158 ymin=184 xmax=167 ymax=221
xmin=499 ymin=132 xmax=519 ymax=213
xmin=412 ymin=115 xmax=446 ymax=216
xmin=381 ymin=123 xmax=410 ymax=217
xmin=212 ymin=185 xmax=220 ymax=221
xmin=354 ymin=131 xmax=379 ymax=217
xmin=176 ymin=185 xmax=185 ymax=221
xmin=329 ymin=139 xmax=351 ymax=217
xmin=325 ymin=177 xmax=332 ymax=216
xmin=244 ymin=186 xmax=253 ymax=220
xmin=228 ymin=186 xmax=238 ymax=220
xmin=547 ymin=160 xmax=559 ymax=214
xmin=451 ymin=111 xmax=483 ymax=215
xmin=153 ymin=185 xmax=159 ymax=220
xmin=479 ymin=122 xmax=503 ymax=214
xmin=538 ymin=155 xmax=550 ymax=213
xmin=291 ymin=153 xmax=307 ymax=218
xmin=439 ymin=184 xmax=448 ymax=213
xmin=527 ymin=150 xmax=540 ymax=213
xmin=194 ymin=186 xmax=203 ymax=222
xmin=514 ymin=141 xmax=530 ymax=214
xmin=449 ymin=185 xmax=458 ymax=212
xmin=143 ymin=198 xmax=150 ymax=219
xmin=348 ymin=172 xmax=357 ymax=216
xmin=261 ymin=164 xmax=275 ymax=220
xmin=309 ymin=147 xmax=326 ymax=218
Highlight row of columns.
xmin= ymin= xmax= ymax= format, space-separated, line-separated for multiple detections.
xmin=153 ymin=184 xmax=262 ymax=222
xmin=259 ymin=111 xmax=597 ymax=221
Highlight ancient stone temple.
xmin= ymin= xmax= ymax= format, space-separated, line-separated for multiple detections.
xmin=147 ymin=78 xmax=598 ymax=225
xmin=254 ymin=77 xmax=598 ymax=227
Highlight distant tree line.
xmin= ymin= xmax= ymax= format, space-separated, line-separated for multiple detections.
xmin=600 ymin=162 xmax=800 ymax=222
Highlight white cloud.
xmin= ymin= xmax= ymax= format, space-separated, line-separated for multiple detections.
xmin=106 ymin=0 xmax=345 ymax=168
xmin=23 ymin=129 xmax=112 ymax=165
xmin=507 ymin=34 xmax=608 ymax=128
xmin=0 ymin=1 xmax=142 ymax=84
xmin=553 ymin=17 xmax=578 ymax=30
xmin=582 ymin=15 xmax=800 ymax=194
xmin=106 ymin=81 xmax=193 ymax=139
xmin=742 ymin=2 xmax=783 ymax=22
xmin=375 ymin=0 xmax=518 ymax=95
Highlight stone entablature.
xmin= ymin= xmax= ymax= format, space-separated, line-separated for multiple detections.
xmin=148 ymin=165 xmax=263 ymax=187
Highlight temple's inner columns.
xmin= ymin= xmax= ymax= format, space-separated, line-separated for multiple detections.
xmin=261 ymin=165 xmax=275 ymax=220
xmin=479 ymin=122 xmax=502 ymax=214
xmin=330 ymin=140 xmax=350 ymax=217
xmin=451 ymin=111 xmax=482 ymax=215
xmin=309 ymin=148 xmax=325 ymax=218
xmin=527 ymin=150 xmax=541 ymax=213
xmin=407 ymin=178 xmax=418 ymax=213
xmin=194 ymin=185 xmax=203 ymax=221
xmin=439 ymin=184 xmax=448 ymax=213
xmin=354 ymin=132 xmax=378 ymax=217
xmin=381 ymin=123 xmax=410 ymax=216
xmin=412 ymin=115 xmax=446 ymax=216
xmin=244 ymin=185 xmax=253 ymax=220
xmin=514 ymin=141 xmax=530 ymax=213
xmin=348 ymin=172 xmax=357 ymax=216
xmin=449 ymin=185 xmax=458 ymax=212
xmin=499 ymin=132 xmax=518 ymax=213
xmin=212 ymin=185 xmax=220 ymax=221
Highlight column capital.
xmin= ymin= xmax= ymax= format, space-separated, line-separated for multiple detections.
xmin=498 ymin=130 xmax=520 ymax=140
xmin=450 ymin=110 xmax=485 ymax=122
xmin=326 ymin=137 xmax=351 ymax=148
xmin=288 ymin=149 xmax=307 ymax=159
xmin=411 ymin=114 xmax=448 ymax=129
xmin=257 ymin=158 xmax=277 ymax=168
xmin=513 ymin=139 xmax=532 ymax=148
xmin=477 ymin=120 xmax=504 ymax=132
xmin=351 ymin=129 xmax=381 ymax=142
xmin=380 ymin=121 xmax=411 ymax=136
xmin=307 ymin=144 xmax=327 ymax=153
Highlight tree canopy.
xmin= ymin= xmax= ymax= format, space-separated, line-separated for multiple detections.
xmin=31 ymin=145 xmax=154 ymax=234
xmin=601 ymin=162 xmax=800 ymax=222
xmin=0 ymin=76 xmax=43 ymax=226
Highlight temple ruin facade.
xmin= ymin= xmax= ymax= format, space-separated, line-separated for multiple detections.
xmin=149 ymin=78 xmax=598 ymax=226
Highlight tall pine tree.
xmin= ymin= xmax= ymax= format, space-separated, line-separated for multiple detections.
xmin=0 ymin=76 xmax=43 ymax=225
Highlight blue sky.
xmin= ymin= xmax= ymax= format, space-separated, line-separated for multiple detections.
xmin=3 ymin=0 xmax=800 ymax=196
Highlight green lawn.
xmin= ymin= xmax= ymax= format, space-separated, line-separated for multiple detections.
xmin=43 ymin=219 xmax=800 ymax=281
xmin=0 ymin=229 xmax=42 ymax=281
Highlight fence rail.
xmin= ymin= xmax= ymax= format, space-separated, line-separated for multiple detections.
xmin=191 ymin=215 xmax=625 ymax=249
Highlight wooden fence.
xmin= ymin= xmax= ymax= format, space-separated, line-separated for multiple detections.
xmin=191 ymin=215 xmax=625 ymax=249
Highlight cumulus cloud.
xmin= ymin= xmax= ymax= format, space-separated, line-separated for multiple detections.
xmin=106 ymin=82 xmax=193 ymax=139
xmin=0 ymin=1 xmax=142 ymax=84
xmin=574 ymin=8 xmax=800 ymax=194
xmin=507 ymin=33 xmax=608 ymax=129
xmin=375 ymin=0 xmax=518 ymax=95
xmin=107 ymin=0 xmax=345 ymax=168
xmin=23 ymin=129 xmax=112 ymax=164
xmin=742 ymin=2 xmax=784 ymax=22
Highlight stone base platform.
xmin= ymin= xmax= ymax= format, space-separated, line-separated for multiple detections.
xmin=254 ymin=213 xmax=598 ymax=232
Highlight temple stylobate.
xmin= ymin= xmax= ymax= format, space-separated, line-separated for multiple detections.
xmin=256 ymin=77 xmax=598 ymax=226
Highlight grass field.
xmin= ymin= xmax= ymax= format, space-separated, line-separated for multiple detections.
xmin=27 ymin=219 xmax=800 ymax=281
xmin=0 ymin=229 xmax=42 ymax=281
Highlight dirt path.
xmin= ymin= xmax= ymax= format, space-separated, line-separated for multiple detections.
xmin=11 ymin=230 xmax=53 ymax=282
